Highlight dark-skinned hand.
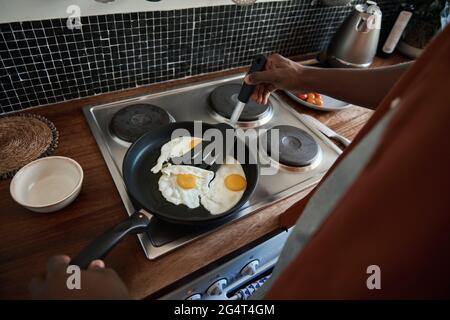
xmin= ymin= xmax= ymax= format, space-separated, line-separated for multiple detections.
xmin=245 ymin=53 xmax=306 ymax=105
xmin=30 ymin=255 xmax=130 ymax=299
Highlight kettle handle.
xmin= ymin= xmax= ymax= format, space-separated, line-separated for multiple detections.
xmin=356 ymin=16 xmax=369 ymax=33
xmin=355 ymin=15 xmax=378 ymax=33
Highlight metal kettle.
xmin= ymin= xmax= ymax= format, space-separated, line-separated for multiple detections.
xmin=326 ymin=1 xmax=382 ymax=68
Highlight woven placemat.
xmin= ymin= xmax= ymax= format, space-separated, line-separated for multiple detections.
xmin=0 ymin=114 xmax=59 ymax=180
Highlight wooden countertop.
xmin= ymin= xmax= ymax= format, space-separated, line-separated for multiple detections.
xmin=0 ymin=54 xmax=407 ymax=299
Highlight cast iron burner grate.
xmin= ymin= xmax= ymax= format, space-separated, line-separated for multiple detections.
xmin=209 ymin=84 xmax=272 ymax=124
xmin=265 ymin=125 xmax=320 ymax=167
xmin=110 ymin=104 xmax=173 ymax=143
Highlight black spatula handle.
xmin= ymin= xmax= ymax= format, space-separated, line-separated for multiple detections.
xmin=237 ymin=54 xmax=267 ymax=104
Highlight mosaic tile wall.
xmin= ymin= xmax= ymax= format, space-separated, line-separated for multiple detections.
xmin=0 ymin=0 xmax=399 ymax=114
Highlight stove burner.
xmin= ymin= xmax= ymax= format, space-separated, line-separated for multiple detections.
xmin=209 ymin=84 xmax=272 ymax=124
xmin=265 ymin=125 xmax=320 ymax=167
xmin=110 ymin=104 xmax=173 ymax=142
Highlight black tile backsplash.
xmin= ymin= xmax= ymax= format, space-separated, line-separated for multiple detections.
xmin=0 ymin=1 xmax=399 ymax=114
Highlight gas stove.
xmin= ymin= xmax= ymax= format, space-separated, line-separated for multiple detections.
xmin=83 ymin=73 xmax=341 ymax=260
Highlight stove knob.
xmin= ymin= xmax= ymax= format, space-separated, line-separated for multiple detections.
xmin=206 ymin=279 xmax=228 ymax=296
xmin=185 ymin=293 xmax=202 ymax=300
xmin=240 ymin=260 xmax=260 ymax=277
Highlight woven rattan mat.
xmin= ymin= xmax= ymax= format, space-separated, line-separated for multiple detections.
xmin=0 ymin=114 xmax=59 ymax=180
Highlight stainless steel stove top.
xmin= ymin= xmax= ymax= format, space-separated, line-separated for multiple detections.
xmin=83 ymin=73 xmax=341 ymax=260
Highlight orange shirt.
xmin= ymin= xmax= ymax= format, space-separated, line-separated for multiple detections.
xmin=267 ymin=25 xmax=450 ymax=299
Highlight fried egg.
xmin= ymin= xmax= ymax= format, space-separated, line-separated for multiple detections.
xmin=201 ymin=156 xmax=247 ymax=215
xmin=158 ymin=165 xmax=214 ymax=209
xmin=151 ymin=136 xmax=202 ymax=174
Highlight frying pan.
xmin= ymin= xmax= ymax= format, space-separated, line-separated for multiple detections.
xmin=71 ymin=121 xmax=259 ymax=268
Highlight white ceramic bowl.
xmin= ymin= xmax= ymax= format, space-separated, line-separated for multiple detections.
xmin=10 ymin=156 xmax=84 ymax=213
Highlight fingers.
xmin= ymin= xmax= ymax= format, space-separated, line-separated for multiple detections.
xmin=259 ymin=84 xmax=276 ymax=105
xmin=47 ymin=255 xmax=70 ymax=276
xmin=252 ymin=85 xmax=266 ymax=105
xmin=255 ymin=85 xmax=264 ymax=105
xmin=250 ymin=90 xmax=259 ymax=103
xmin=29 ymin=255 xmax=70 ymax=298
xmin=267 ymin=53 xmax=289 ymax=68
xmin=245 ymin=70 xmax=280 ymax=85
xmin=262 ymin=91 xmax=271 ymax=105
xmin=88 ymin=259 xmax=105 ymax=270
xmin=245 ymin=53 xmax=290 ymax=85
xmin=46 ymin=255 xmax=105 ymax=272
xmin=249 ymin=83 xmax=277 ymax=105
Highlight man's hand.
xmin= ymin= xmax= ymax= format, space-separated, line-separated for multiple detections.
xmin=30 ymin=255 xmax=130 ymax=299
xmin=245 ymin=54 xmax=305 ymax=105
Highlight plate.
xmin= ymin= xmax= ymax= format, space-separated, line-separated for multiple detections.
xmin=284 ymin=90 xmax=352 ymax=111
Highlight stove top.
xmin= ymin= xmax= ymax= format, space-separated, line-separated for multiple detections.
xmin=209 ymin=83 xmax=273 ymax=125
xmin=264 ymin=125 xmax=320 ymax=167
xmin=83 ymin=73 xmax=341 ymax=260
xmin=109 ymin=103 xmax=174 ymax=143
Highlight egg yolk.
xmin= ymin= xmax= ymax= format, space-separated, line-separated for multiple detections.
xmin=190 ymin=138 xmax=201 ymax=149
xmin=176 ymin=174 xmax=197 ymax=189
xmin=224 ymin=174 xmax=247 ymax=192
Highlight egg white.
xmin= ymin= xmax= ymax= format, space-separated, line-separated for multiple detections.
xmin=158 ymin=165 xmax=214 ymax=209
xmin=200 ymin=156 xmax=246 ymax=215
xmin=151 ymin=136 xmax=201 ymax=174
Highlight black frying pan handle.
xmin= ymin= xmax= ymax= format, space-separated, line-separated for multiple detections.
xmin=238 ymin=54 xmax=267 ymax=104
xmin=71 ymin=211 xmax=151 ymax=269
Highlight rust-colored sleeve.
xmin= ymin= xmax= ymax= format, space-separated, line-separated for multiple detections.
xmin=270 ymin=25 xmax=450 ymax=299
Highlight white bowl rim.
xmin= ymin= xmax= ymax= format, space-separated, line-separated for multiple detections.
xmin=9 ymin=156 xmax=84 ymax=208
